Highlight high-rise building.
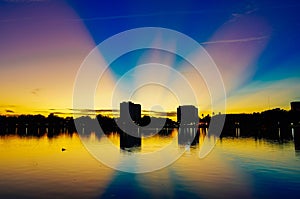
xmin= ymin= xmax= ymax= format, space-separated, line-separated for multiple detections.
xmin=291 ymin=101 xmax=300 ymax=112
xmin=119 ymin=101 xmax=142 ymax=150
xmin=177 ymin=105 xmax=199 ymax=125
xmin=120 ymin=101 xmax=141 ymax=124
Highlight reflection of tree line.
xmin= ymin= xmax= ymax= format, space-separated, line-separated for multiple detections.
xmin=217 ymin=108 xmax=300 ymax=140
xmin=0 ymin=113 xmax=177 ymax=138
xmin=0 ymin=113 xmax=75 ymax=137
xmin=0 ymin=108 xmax=300 ymax=142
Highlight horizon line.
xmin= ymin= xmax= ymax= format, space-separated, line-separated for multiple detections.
xmin=0 ymin=106 xmax=294 ymax=118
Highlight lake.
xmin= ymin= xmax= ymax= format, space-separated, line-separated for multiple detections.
xmin=0 ymin=130 xmax=299 ymax=198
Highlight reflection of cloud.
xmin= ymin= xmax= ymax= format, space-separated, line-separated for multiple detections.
xmin=201 ymin=35 xmax=268 ymax=45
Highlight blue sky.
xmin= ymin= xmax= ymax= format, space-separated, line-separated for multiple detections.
xmin=0 ymin=0 xmax=300 ymax=115
xmin=66 ymin=0 xmax=300 ymax=78
xmin=69 ymin=0 xmax=300 ymax=110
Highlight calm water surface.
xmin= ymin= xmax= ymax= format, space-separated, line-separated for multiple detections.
xmin=0 ymin=131 xmax=299 ymax=198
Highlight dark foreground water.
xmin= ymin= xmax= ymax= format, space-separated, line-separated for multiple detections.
xmin=0 ymin=131 xmax=299 ymax=198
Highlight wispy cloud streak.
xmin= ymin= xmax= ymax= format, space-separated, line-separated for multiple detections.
xmin=201 ymin=35 xmax=269 ymax=45
xmin=68 ymin=10 xmax=225 ymax=22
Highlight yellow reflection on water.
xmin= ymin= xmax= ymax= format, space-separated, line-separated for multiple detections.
xmin=104 ymin=129 xmax=177 ymax=153
xmin=0 ymin=131 xmax=298 ymax=198
xmin=106 ymin=132 xmax=120 ymax=147
xmin=0 ymin=133 xmax=115 ymax=198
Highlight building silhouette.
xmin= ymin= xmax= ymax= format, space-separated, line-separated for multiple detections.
xmin=120 ymin=101 xmax=141 ymax=124
xmin=177 ymin=105 xmax=199 ymax=145
xmin=291 ymin=101 xmax=300 ymax=112
xmin=119 ymin=101 xmax=142 ymax=150
xmin=177 ymin=105 xmax=199 ymax=125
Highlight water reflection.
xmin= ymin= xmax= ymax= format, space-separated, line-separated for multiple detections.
xmin=294 ymin=126 xmax=300 ymax=151
xmin=0 ymin=130 xmax=300 ymax=198
xmin=178 ymin=127 xmax=199 ymax=146
xmin=119 ymin=126 xmax=202 ymax=152
xmin=120 ymin=130 xmax=141 ymax=151
xmin=0 ymin=133 xmax=115 ymax=198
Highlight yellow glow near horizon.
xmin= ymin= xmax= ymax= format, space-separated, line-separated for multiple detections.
xmin=0 ymin=1 xmax=95 ymax=116
xmin=0 ymin=4 xmax=297 ymax=117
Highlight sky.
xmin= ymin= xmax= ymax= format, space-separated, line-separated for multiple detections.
xmin=0 ymin=0 xmax=300 ymax=117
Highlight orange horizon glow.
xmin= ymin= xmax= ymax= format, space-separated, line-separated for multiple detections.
xmin=0 ymin=104 xmax=293 ymax=120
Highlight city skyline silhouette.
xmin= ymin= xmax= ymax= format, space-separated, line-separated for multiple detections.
xmin=1 ymin=0 xmax=300 ymax=198
xmin=1 ymin=100 xmax=299 ymax=141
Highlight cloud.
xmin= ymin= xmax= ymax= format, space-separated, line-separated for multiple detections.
xmin=0 ymin=105 xmax=16 ymax=108
xmin=64 ymin=108 xmax=177 ymax=118
xmin=31 ymin=88 xmax=40 ymax=96
xmin=142 ymin=110 xmax=177 ymax=118
xmin=5 ymin=109 xmax=14 ymax=113
xmin=69 ymin=108 xmax=119 ymax=113
xmin=201 ymin=35 xmax=269 ymax=45
xmin=67 ymin=10 xmax=224 ymax=22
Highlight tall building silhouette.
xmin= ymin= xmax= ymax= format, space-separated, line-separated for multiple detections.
xmin=120 ymin=101 xmax=141 ymax=124
xmin=177 ymin=105 xmax=199 ymax=125
xmin=291 ymin=101 xmax=300 ymax=112
xmin=177 ymin=105 xmax=199 ymax=145
xmin=119 ymin=101 xmax=142 ymax=150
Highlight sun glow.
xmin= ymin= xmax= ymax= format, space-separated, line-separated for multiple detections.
xmin=0 ymin=3 xmax=297 ymax=117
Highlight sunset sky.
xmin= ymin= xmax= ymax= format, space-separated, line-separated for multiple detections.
xmin=0 ymin=0 xmax=300 ymax=117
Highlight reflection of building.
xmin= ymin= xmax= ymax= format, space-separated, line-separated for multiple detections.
xmin=291 ymin=101 xmax=300 ymax=112
xmin=120 ymin=130 xmax=141 ymax=150
xmin=294 ymin=126 xmax=300 ymax=151
xmin=178 ymin=127 xmax=199 ymax=146
xmin=177 ymin=105 xmax=198 ymax=125
xmin=120 ymin=101 xmax=141 ymax=124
